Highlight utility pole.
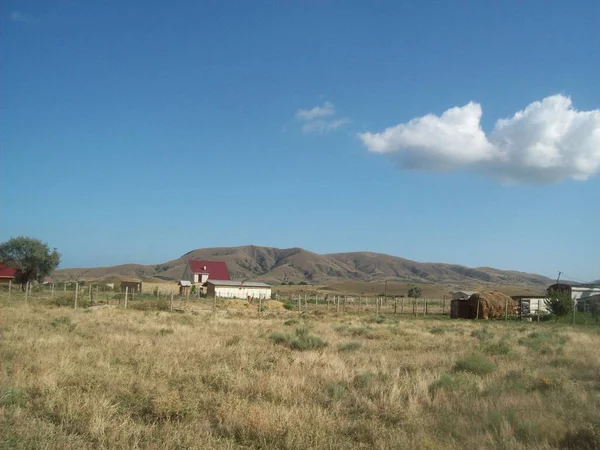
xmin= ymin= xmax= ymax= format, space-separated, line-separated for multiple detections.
xmin=556 ymin=271 xmax=562 ymax=284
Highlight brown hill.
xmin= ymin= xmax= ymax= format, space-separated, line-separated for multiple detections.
xmin=51 ymin=245 xmax=553 ymax=292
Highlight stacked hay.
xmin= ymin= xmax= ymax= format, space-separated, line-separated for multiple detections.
xmin=467 ymin=291 xmax=516 ymax=319
xmin=222 ymin=299 xmax=250 ymax=309
xmin=262 ymin=300 xmax=285 ymax=311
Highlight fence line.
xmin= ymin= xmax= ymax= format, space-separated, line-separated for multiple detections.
xmin=1 ymin=284 xmax=598 ymax=325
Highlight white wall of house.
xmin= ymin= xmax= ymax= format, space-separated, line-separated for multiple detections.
xmin=571 ymin=287 xmax=600 ymax=301
xmin=213 ymin=286 xmax=271 ymax=299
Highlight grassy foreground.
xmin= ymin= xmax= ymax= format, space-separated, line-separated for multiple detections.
xmin=1 ymin=296 xmax=600 ymax=449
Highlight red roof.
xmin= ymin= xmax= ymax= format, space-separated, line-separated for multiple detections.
xmin=188 ymin=260 xmax=230 ymax=280
xmin=0 ymin=264 xmax=18 ymax=278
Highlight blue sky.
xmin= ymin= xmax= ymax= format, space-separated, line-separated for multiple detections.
xmin=1 ymin=1 xmax=599 ymax=281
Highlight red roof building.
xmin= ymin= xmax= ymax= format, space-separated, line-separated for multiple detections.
xmin=184 ymin=260 xmax=231 ymax=285
xmin=0 ymin=263 xmax=18 ymax=283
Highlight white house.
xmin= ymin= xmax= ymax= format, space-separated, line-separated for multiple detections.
xmin=181 ymin=260 xmax=231 ymax=293
xmin=206 ymin=280 xmax=271 ymax=300
xmin=547 ymin=283 xmax=600 ymax=310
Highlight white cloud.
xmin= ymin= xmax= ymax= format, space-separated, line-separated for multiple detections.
xmin=10 ymin=10 xmax=31 ymax=23
xmin=295 ymin=101 xmax=349 ymax=135
xmin=296 ymin=102 xmax=336 ymax=121
xmin=302 ymin=117 xmax=350 ymax=134
xmin=358 ymin=95 xmax=600 ymax=184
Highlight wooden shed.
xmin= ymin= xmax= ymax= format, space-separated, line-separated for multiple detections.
xmin=451 ymin=291 xmax=516 ymax=319
xmin=178 ymin=280 xmax=192 ymax=296
xmin=120 ymin=280 xmax=142 ymax=293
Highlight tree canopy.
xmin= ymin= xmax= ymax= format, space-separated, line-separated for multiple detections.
xmin=408 ymin=286 xmax=422 ymax=300
xmin=0 ymin=237 xmax=60 ymax=285
xmin=545 ymin=289 xmax=573 ymax=317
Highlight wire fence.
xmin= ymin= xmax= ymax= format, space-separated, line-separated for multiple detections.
xmin=2 ymin=282 xmax=599 ymax=325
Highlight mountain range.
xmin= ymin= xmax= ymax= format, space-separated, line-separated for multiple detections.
xmin=52 ymin=245 xmax=555 ymax=290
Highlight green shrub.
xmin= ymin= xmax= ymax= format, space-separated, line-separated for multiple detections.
xmin=453 ymin=353 xmax=496 ymax=376
xmin=348 ymin=327 xmax=371 ymax=337
xmin=50 ymin=316 xmax=77 ymax=332
xmin=430 ymin=373 xmax=480 ymax=394
xmin=338 ymin=341 xmax=362 ymax=352
xmin=326 ymin=383 xmax=346 ymax=400
xmin=270 ymin=332 xmax=288 ymax=345
xmin=518 ymin=331 xmax=567 ymax=354
xmin=269 ymin=328 xmax=327 ymax=351
xmin=471 ymin=328 xmax=494 ymax=341
xmin=284 ymin=319 xmax=299 ymax=326
xmin=290 ymin=333 xmax=327 ymax=351
xmin=369 ymin=316 xmax=385 ymax=324
xmin=159 ymin=328 xmax=174 ymax=335
xmin=354 ymin=371 xmax=376 ymax=388
xmin=430 ymin=326 xmax=447 ymax=334
xmin=560 ymin=424 xmax=600 ymax=449
xmin=0 ymin=387 xmax=27 ymax=408
xmin=482 ymin=338 xmax=512 ymax=355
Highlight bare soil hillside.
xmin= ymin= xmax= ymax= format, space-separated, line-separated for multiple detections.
xmin=52 ymin=245 xmax=553 ymax=292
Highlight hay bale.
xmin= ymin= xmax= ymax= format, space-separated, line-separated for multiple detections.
xmin=262 ymin=300 xmax=285 ymax=311
xmin=467 ymin=291 xmax=516 ymax=319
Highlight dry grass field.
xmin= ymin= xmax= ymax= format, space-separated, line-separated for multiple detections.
xmin=2 ymin=292 xmax=600 ymax=449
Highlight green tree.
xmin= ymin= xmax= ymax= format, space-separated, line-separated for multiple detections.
xmin=0 ymin=237 xmax=61 ymax=288
xmin=408 ymin=286 xmax=422 ymax=301
xmin=545 ymin=289 xmax=573 ymax=318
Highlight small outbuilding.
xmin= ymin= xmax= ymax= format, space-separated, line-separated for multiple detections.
xmin=178 ymin=280 xmax=192 ymax=296
xmin=120 ymin=280 xmax=142 ymax=293
xmin=0 ymin=264 xmax=18 ymax=285
xmin=451 ymin=290 xmax=476 ymax=301
xmin=206 ymin=280 xmax=271 ymax=300
xmin=511 ymin=295 xmax=550 ymax=317
xmin=451 ymin=291 xmax=516 ymax=319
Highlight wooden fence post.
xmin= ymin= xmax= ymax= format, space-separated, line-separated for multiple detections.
xmin=8 ymin=280 xmax=11 ymax=300
xmin=297 ymin=295 xmax=301 ymax=314
xmin=424 ymin=299 xmax=427 ymax=317
xmin=213 ymin=295 xmax=217 ymax=315
xmin=376 ymin=297 xmax=380 ymax=316
xmin=51 ymin=283 xmax=54 ymax=299
xmin=443 ymin=296 xmax=446 ymax=316
xmin=89 ymin=285 xmax=93 ymax=306
xmin=401 ymin=297 xmax=404 ymax=314
xmin=476 ymin=299 xmax=480 ymax=320
xmin=64 ymin=283 xmax=67 ymax=294
xmin=124 ymin=287 xmax=128 ymax=309
xmin=336 ymin=296 xmax=340 ymax=313
xmin=74 ymin=282 xmax=78 ymax=309
xmin=394 ymin=297 xmax=397 ymax=314
xmin=504 ymin=297 xmax=508 ymax=321
xmin=170 ymin=293 xmax=173 ymax=311
xmin=327 ymin=296 xmax=330 ymax=311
